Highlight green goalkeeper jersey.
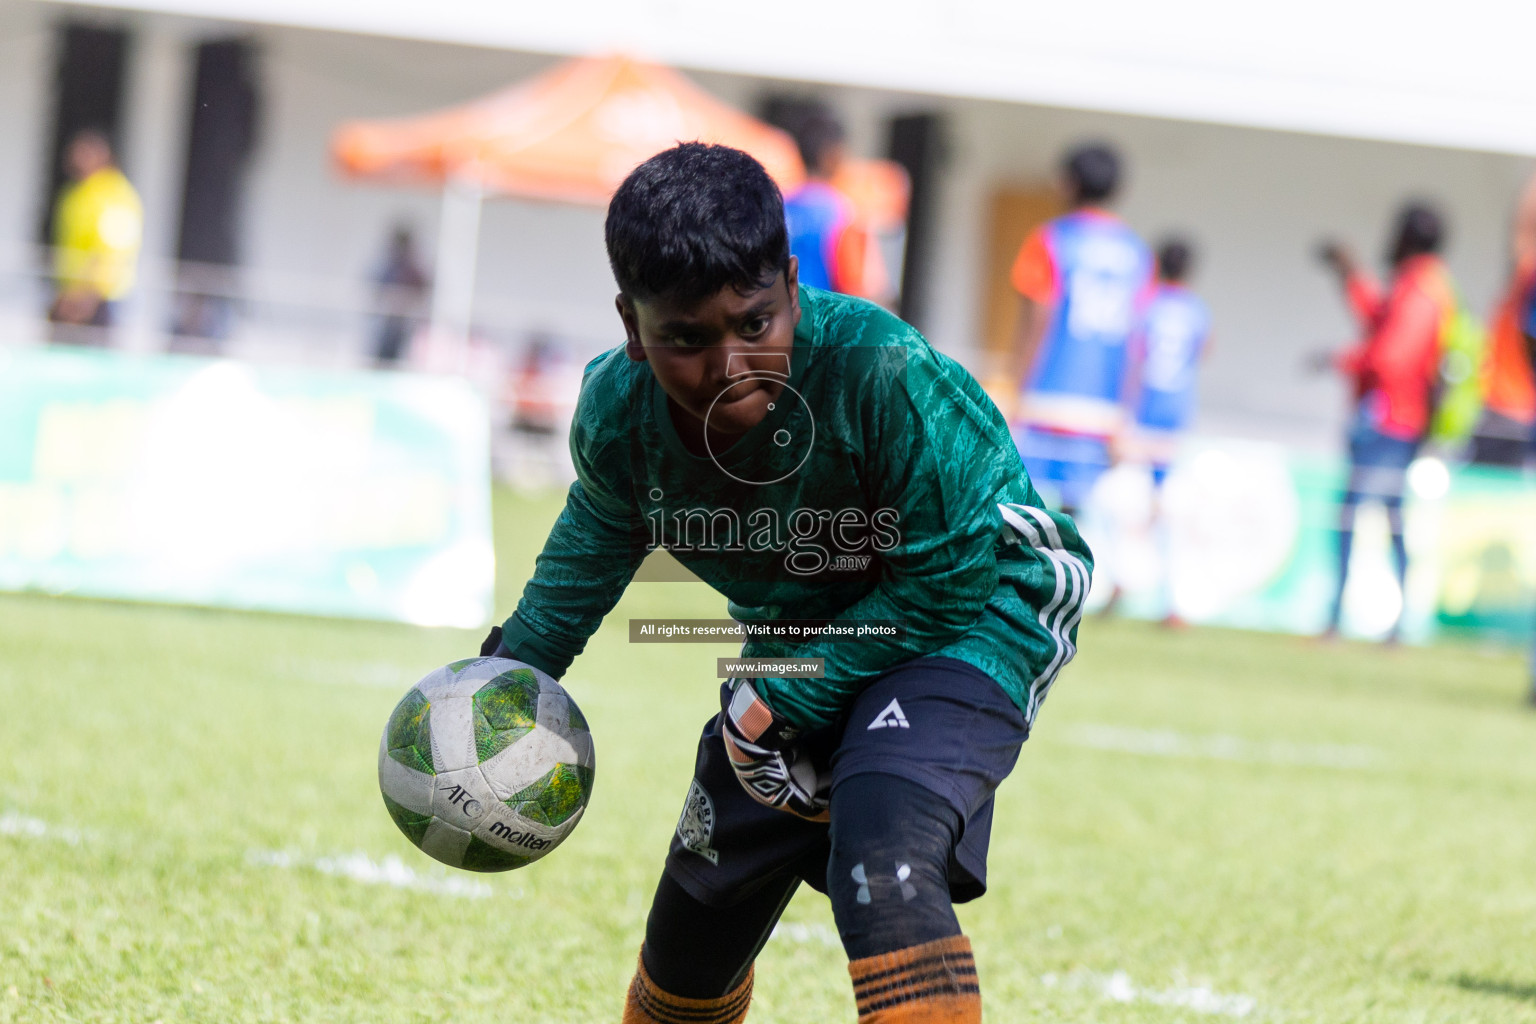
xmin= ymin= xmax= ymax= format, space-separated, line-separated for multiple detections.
xmin=501 ymin=286 xmax=1092 ymax=729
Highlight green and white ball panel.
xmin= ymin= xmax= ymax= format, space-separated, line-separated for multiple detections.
xmin=538 ymin=689 xmax=594 ymax=759
xmin=378 ymin=736 xmax=434 ymax=815
xmin=430 ymin=767 xmax=497 ymax=830
xmin=420 ymin=819 xmax=473 ymax=866
xmin=382 ymin=688 xmax=435 ymax=777
xmin=427 ymin=697 xmax=480 ymax=773
xmin=472 ymin=802 xmax=568 ymax=859
xmin=479 ymin=719 xmax=584 ymax=800
xmin=377 ymin=657 xmax=596 ymax=873
xmin=416 ymin=657 xmax=558 ymax=701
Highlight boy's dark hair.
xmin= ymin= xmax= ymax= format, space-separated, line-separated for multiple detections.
xmin=1389 ymin=202 xmax=1444 ymax=264
xmin=1157 ymin=237 xmax=1194 ymax=282
xmin=1063 ymin=142 xmax=1122 ymax=205
xmin=606 ymin=142 xmax=790 ymax=302
xmin=793 ymin=111 xmax=846 ymax=176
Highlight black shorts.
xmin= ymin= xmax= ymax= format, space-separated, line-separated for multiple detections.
xmin=665 ymin=657 xmax=1028 ymax=908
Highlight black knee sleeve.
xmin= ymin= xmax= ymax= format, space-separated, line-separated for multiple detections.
xmin=826 ymin=773 xmax=963 ymax=960
xmin=641 ymin=872 xmax=798 ymax=999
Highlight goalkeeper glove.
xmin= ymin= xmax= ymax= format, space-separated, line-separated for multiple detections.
xmin=721 ymin=679 xmax=830 ymax=823
xmin=480 ymin=625 xmax=507 ymax=658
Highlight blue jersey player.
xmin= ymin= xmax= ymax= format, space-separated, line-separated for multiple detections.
xmin=782 ymin=108 xmax=888 ymax=301
xmin=1127 ymin=238 xmax=1210 ymax=485
xmin=1121 ymin=238 xmax=1210 ymax=624
xmin=1008 ymin=143 xmax=1152 ymax=515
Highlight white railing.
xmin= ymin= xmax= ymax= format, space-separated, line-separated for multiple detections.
xmin=0 ymin=244 xmax=595 ymax=488
xmin=0 ymin=243 xmax=617 ymax=372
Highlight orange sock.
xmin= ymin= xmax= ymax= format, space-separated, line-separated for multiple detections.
xmin=622 ymin=950 xmax=753 ymax=1024
xmin=848 ymin=935 xmax=981 ymax=1022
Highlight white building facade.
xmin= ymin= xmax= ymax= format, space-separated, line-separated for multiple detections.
xmin=2 ymin=0 xmax=1533 ymax=449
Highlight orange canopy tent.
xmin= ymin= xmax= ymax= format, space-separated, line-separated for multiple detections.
xmin=331 ymin=54 xmax=908 ymax=340
xmin=332 ymin=53 xmax=806 ymax=202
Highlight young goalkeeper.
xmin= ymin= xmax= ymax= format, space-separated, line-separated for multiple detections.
xmin=481 ymin=142 xmax=1092 ymax=1023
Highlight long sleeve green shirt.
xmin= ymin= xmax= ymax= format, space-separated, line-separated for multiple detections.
xmin=500 ymin=286 xmax=1093 ymax=730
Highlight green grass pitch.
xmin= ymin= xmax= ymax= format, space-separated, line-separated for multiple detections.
xmin=2 ymin=488 xmax=1534 ymax=1022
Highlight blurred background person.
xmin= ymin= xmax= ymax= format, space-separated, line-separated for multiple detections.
xmin=1522 ymin=272 xmax=1536 ymax=703
xmin=1470 ymin=173 xmax=1536 ymax=468
xmin=1007 ymin=141 xmax=1152 ymax=516
xmin=499 ymin=332 xmax=580 ymax=491
xmin=1316 ymin=202 xmax=1456 ymax=644
xmin=48 ymin=129 xmax=143 ymax=345
xmin=508 ymin=334 xmax=568 ymax=437
xmin=1117 ymin=236 xmax=1211 ymax=625
xmin=371 ymin=224 xmax=429 ymax=367
xmin=782 ymin=106 xmax=891 ymax=302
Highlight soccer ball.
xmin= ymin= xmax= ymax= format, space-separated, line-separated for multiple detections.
xmin=378 ymin=657 xmax=595 ymax=872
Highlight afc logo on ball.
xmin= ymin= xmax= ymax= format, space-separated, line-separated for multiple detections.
xmin=443 ymin=783 xmax=483 ymax=817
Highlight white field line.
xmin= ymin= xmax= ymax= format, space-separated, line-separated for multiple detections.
xmin=247 ymin=849 xmax=492 ymax=899
xmin=2 ymin=811 xmax=492 ymax=900
xmin=772 ymin=922 xmax=841 ymax=947
xmin=0 ymin=811 xmax=88 ymax=845
xmin=1042 ymin=969 xmax=1257 ymax=1017
xmin=1063 ymin=723 xmax=1381 ymax=770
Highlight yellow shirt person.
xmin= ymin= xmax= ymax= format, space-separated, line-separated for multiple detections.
xmin=49 ymin=132 xmax=143 ymax=334
xmin=53 ymin=165 xmax=143 ymax=302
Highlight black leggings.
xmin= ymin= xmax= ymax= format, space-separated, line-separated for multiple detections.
xmin=641 ymin=774 xmax=963 ymax=999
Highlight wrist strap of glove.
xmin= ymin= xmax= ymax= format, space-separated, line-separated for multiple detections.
xmin=726 ymin=679 xmax=799 ymax=750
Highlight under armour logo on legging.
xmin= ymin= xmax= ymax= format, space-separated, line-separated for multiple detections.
xmin=851 ymin=861 xmax=917 ymax=904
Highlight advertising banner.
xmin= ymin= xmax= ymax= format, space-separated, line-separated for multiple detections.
xmin=0 ymin=347 xmax=493 ymax=627
xmin=1083 ymin=438 xmax=1536 ymax=645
